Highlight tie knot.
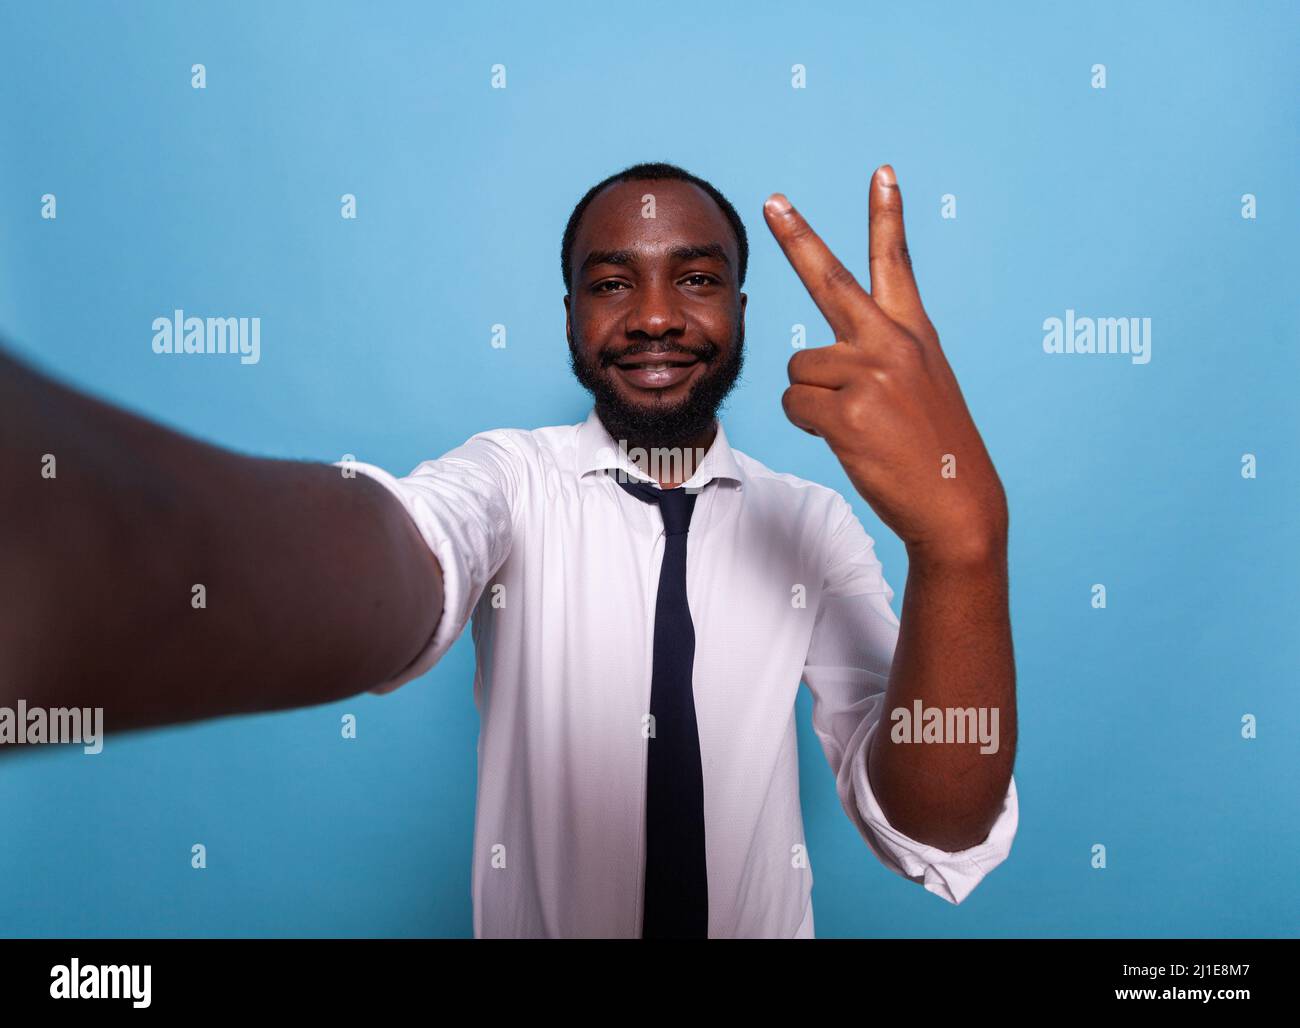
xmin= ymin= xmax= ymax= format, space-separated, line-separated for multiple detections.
xmin=615 ymin=477 xmax=698 ymax=536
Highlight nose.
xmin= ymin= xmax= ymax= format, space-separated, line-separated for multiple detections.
xmin=624 ymin=274 xmax=687 ymax=342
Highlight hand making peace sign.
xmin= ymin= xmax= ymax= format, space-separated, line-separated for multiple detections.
xmin=763 ymin=166 xmax=1009 ymax=567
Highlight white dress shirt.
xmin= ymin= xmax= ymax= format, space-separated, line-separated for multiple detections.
xmin=343 ymin=409 xmax=1018 ymax=938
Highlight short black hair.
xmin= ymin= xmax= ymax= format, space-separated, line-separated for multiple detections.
xmin=561 ymin=161 xmax=749 ymax=292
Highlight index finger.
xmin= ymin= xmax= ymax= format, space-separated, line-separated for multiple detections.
xmin=763 ymin=194 xmax=883 ymax=340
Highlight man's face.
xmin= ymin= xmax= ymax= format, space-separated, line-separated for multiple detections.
xmin=565 ymin=179 xmax=747 ymax=450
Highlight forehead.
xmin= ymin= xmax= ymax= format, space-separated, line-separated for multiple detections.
xmin=573 ymin=178 xmax=736 ymax=264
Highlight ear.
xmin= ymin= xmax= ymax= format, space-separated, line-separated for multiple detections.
xmin=739 ymin=291 xmax=747 ymax=344
xmin=563 ymin=294 xmax=572 ymax=346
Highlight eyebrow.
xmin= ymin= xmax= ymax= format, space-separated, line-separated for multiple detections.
xmin=580 ymin=243 xmax=732 ymax=275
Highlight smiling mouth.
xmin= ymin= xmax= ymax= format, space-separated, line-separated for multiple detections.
xmin=613 ymin=353 xmax=699 ymax=369
xmin=612 ymin=353 xmax=703 ymax=390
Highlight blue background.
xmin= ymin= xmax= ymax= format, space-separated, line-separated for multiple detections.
xmin=0 ymin=0 xmax=1296 ymax=937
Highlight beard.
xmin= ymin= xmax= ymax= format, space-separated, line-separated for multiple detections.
xmin=568 ymin=327 xmax=745 ymax=452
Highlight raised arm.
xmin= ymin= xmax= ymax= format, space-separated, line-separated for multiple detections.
xmin=762 ymin=167 xmax=1016 ymax=852
xmin=0 ymin=344 xmax=443 ymax=738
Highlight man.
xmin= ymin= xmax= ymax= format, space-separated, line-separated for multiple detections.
xmin=0 ymin=161 xmax=1018 ymax=938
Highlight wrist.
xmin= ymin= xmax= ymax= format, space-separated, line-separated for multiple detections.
xmin=905 ymin=526 xmax=1007 ymax=574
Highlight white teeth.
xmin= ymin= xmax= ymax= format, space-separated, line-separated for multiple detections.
xmin=640 ymin=364 xmax=670 ymax=371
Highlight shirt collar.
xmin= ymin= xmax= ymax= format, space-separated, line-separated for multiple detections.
xmin=576 ymin=407 xmax=744 ymax=490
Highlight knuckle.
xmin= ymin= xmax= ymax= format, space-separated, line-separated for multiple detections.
xmin=874 ymin=338 xmax=916 ymax=372
xmin=871 ymin=244 xmax=912 ymax=269
xmin=822 ymin=261 xmax=859 ymax=291
xmin=841 ymin=395 xmax=871 ymax=431
xmin=785 ymin=216 xmax=814 ymax=242
xmin=896 ymin=333 xmax=927 ymax=362
xmin=782 ymin=386 xmax=813 ymax=430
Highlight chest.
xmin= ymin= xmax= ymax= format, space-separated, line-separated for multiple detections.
xmin=476 ymin=480 xmax=826 ymax=709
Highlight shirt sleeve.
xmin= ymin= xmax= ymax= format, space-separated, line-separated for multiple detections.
xmin=802 ymin=493 xmax=1019 ymax=905
xmin=333 ymin=431 xmax=522 ymax=695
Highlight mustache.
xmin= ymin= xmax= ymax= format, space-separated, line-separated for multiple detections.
xmin=598 ymin=340 xmax=719 ymax=368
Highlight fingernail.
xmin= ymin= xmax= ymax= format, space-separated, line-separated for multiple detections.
xmin=876 ymin=164 xmax=896 ymax=187
xmin=765 ymin=193 xmax=791 ymax=214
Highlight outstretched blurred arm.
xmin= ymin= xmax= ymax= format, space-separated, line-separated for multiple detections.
xmin=0 ymin=345 xmax=443 ymax=736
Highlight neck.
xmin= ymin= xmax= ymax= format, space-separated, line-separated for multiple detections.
xmin=614 ymin=421 xmax=718 ymax=489
xmin=658 ymin=422 xmax=716 ymax=488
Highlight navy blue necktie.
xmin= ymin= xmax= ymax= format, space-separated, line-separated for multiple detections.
xmin=615 ymin=476 xmax=708 ymax=938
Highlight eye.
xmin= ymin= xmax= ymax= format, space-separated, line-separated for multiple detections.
xmin=593 ymin=280 xmax=629 ymax=293
xmin=681 ymin=273 xmax=719 ymax=287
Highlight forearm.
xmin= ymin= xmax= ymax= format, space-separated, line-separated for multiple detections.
xmin=866 ymin=540 xmax=1017 ymax=851
xmin=0 ymin=347 xmax=442 ymax=734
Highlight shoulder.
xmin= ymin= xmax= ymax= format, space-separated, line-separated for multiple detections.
xmin=399 ymin=422 xmax=586 ymax=513
xmin=730 ymin=446 xmax=854 ymax=523
xmin=424 ymin=421 xmax=580 ymax=471
xmin=730 ymin=445 xmax=888 ymax=591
